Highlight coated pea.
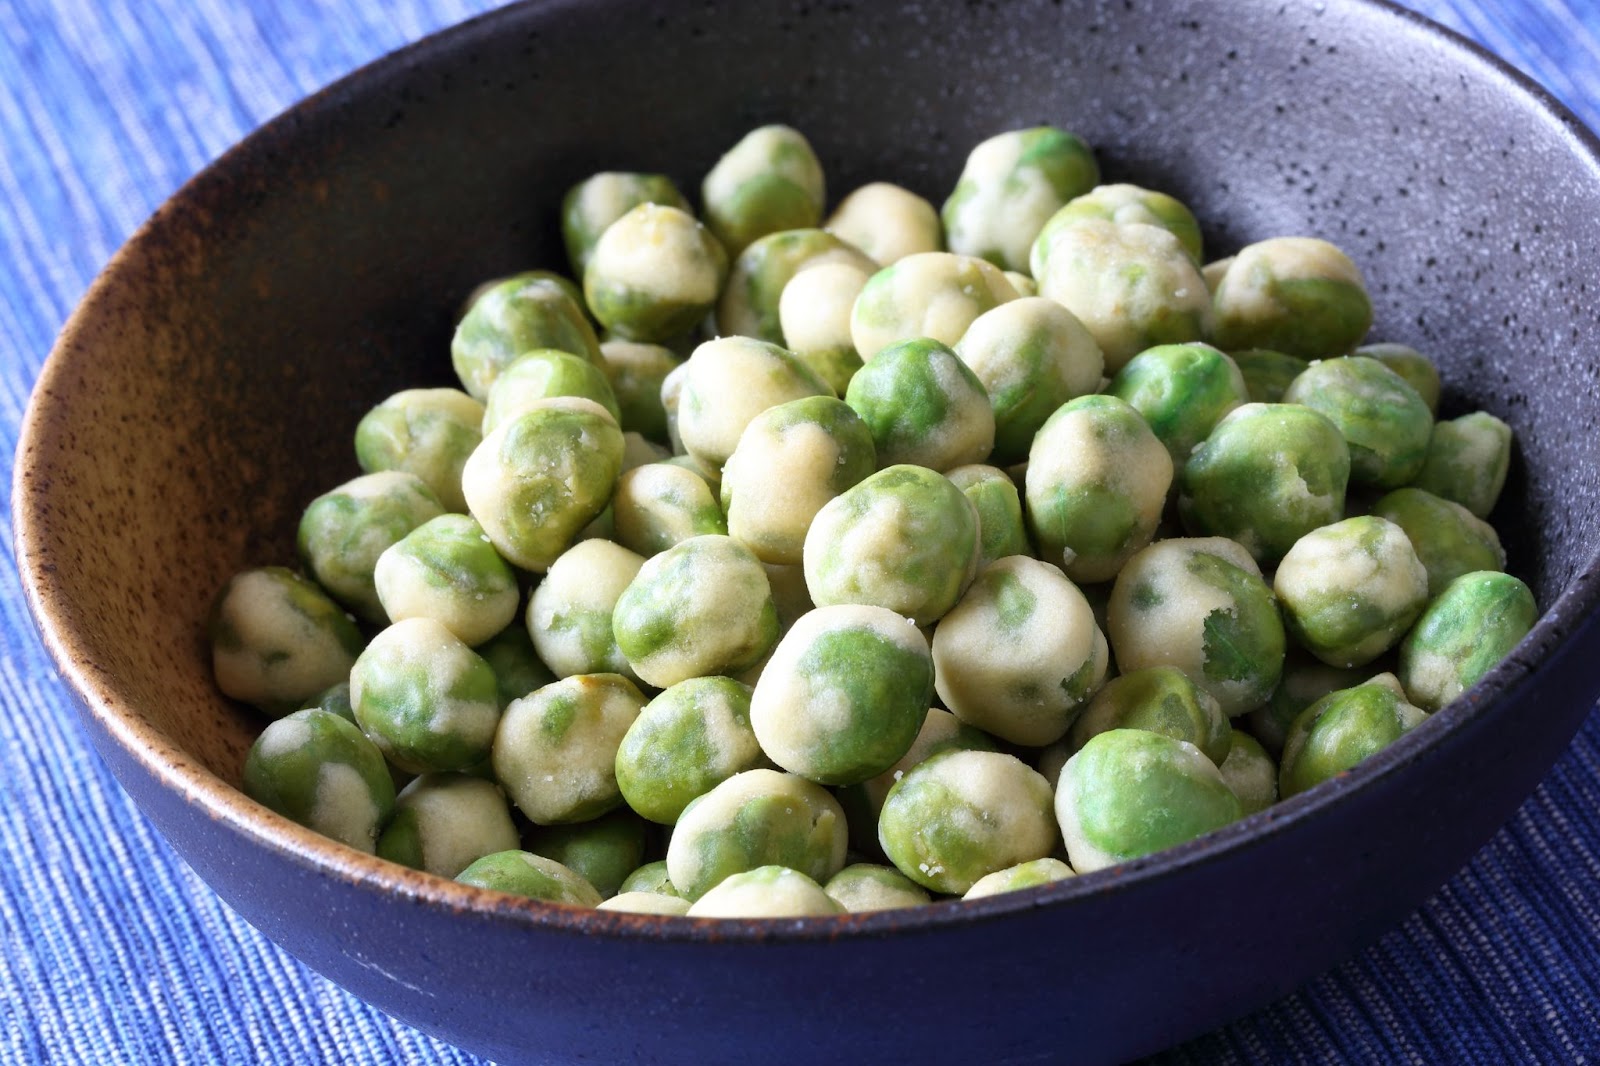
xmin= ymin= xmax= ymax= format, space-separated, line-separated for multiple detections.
xmin=1212 ymin=237 xmax=1371 ymax=360
xmin=1282 ymin=356 xmax=1433 ymax=490
xmin=945 ymin=464 xmax=1031 ymax=566
xmin=376 ymin=772 xmax=519 ymax=877
xmin=676 ymin=335 xmax=831 ymax=473
xmin=1371 ymin=487 xmax=1505 ymax=598
xmin=1410 ymin=411 xmax=1513 ymax=519
xmin=354 ymin=388 xmax=484 ymax=514
xmin=942 ymin=126 xmax=1100 ymax=273
xmin=373 ymin=514 xmax=518 ymax=647
xmin=611 ymin=462 xmax=727 ymax=558
xmin=584 ymin=203 xmax=728 ymax=343
xmin=777 ymin=261 xmax=871 ymax=395
xmin=1399 ymin=571 xmax=1536 ymax=711
xmin=701 ymin=124 xmax=826 ymax=257
xmin=1065 ymin=666 xmax=1231 ymax=766
xmin=456 ymin=850 xmax=603 ymax=907
xmin=243 ymin=708 xmax=395 ymax=852
xmin=824 ymin=863 xmax=932 ymax=912
xmin=598 ymin=338 xmax=681 ymax=444
xmin=493 ymin=673 xmax=646 ymax=825
xmin=686 ymin=865 xmax=844 ymax=918
xmin=523 ymin=807 xmax=652 ymax=898
xmin=849 ymin=251 xmax=1019 ymax=362
xmin=452 ymin=275 xmax=601 ymax=400
xmin=1229 ymin=349 xmax=1309 ymax=405
xmin=1031 ymin=183 xmax=1203 ymax=276
xmin=720 ymin=228 xmax=875 ymax=344
xmin=844 ymin=337 xmax=995 ymax=472
xmin=562 ymin=171 xmax=691 ymax=279
xmin=963 ymin=857 xmax=1076 ymax=900
xmin=210 ymin=566 xmax=365 ymax=717
xmin=297 ymin=471 xmax=446 ymax=624
xmin=1107 ymin=343 xmax=1248 ymax=469
xmin=615 ymin=675 xmax=766 ymax=825
xmin=825 ymin=182 xmax=942 ymax=266
xmin=481 ymin=349 xmax=622 ymax=433
xmin=1278 ymin=674 xmax=1425 ymax=797
xmin=527 ymin=539 xmax=646 ymax=681
xmin=1357 ymin=342 xmax=1441 ymax=414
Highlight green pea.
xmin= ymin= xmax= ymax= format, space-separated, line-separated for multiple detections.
xmin=1031 ymin=183 xmax=1203 ymax=277
xmin=1005 ymin=271 xmax=1038 ymax=297
xmin=1066 ymin=666 xmax=1231 ymax=766
xmin=452 ymin=274 xmax=601 ymax=400
xmin=297 ymin=471 xmax=446 ymax=624
xmin=375 ymin=772 xmax=519 ymax=877
xmin=598 ymin=339 xmax=681 ymax=444
xmin=1399 ymin=571 xmax=1536 ymax=711
xmin=210 ymin=566 xmax=365 ymax=717
xmin=1282 ymin=356 xmax=1433 ymax=490
xmin=1229 ymin=349 xmax=1309 ymax=405
xmin=525 ymin=539 xmax=645 ymax=682
xmin=455 ymin=850 xmax=603 ymax=907
xmin=945 ymin=464 xmax=1031 ymax=566
xmin=1410 ymin=411 xmax=1513 ymax=519
xmin=676 ymin=335 xmax=831 ymax=473
xmin=474 ymin=623 xmax=557 ymax=709
xmin=1371 ymin=487 xmax=1505 ymax=598
xmin=612 ymin=462 xmax=727 ymax=558
xmin=459 ymin=270 xmax=587 ymax=326
xmin=825 ymin=182 xmax=942 ymax=266
xmin=373 ymin=513 xmax=518 ymax=647
xmin=942 ymin=126 xmax=1100 ymax=273
xmin=242 ymin=708 xmax=395 ymax=852
xmin=584 ymin=203 xmax=728 ymax=343
xmin=1356 ymin=342 xmax=1441 ymax=414
xmin=354 ymin=388 xmax=484 ymax=514
xmin=1023 ymin=395 xmax=1173 ymax=583
xmin=1245 ymin=648 xmax=1369 ymax=758
xmin=702 ymin=125 xmax=826 ymax=258
xmin=561 ymin=171 xmax=691 ymax=279
xmin=350 ymin=618 xmax=502 ymax=775
xmin=615 ymin=675 xmax=765 ymax=825
xmin=523 ymin=807 xmax=653 ymax=899
xmin=1055 ymin=729 xmax=1241 ymax=873
xmin=1278 ymin=674 xmax=1425 ymax=797
xmin=618 ymin=859 xmax=682 ymax=898
xmin=1179 ymin=402 xmax=1350 ymax=565
xmin=685 ymin=865 xmax=844 ymax=918
xmin=844 ymin=337 xmax=994 ymax=472
xmin=777 ymin=261 xmax=871 ymax=395
xmin=302 ymin=680 xmax=355 ymax=722
xmin=824 ymin=863 xmax=932 ymax=912
xmin=803 ymin=464 xmax=980 ymax=627
xmin=481 ymin=349 xmax=622 ymax=433
xmin=849 ymin=251 xmax=1020 ymax=362
xmin=954 ymin=297 xmax=1105 ymax=465
xmin=493 ymin=673 xmax=646 ymax=825
xmin=1107 ymin=343 xmax=1248 ymax=469
xmin=596 ymin=892 xmax=691 ymax=915
xmin=719 ymin=228 xmax=875 ymax=344
xmin=1274 ymin=516 xmax=1429 ymax=668
xmin=1217 ymin=730 xmax=1277 ymax=815
xmin=1212 ymin=237 xmax=1372 ymax=360
xmin=963 ymin=857 xmax=1076 ymax=900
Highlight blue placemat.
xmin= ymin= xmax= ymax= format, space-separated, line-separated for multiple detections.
xmin=3 ymin=1 xmax=1599 ymax=1063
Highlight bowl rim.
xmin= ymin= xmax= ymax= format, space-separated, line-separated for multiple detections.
xmin=14 ymin=0 xmax=1600 ymax=945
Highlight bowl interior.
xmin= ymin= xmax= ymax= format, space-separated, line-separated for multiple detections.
xmin=18 ymin=0 xmax=1600 ymax=862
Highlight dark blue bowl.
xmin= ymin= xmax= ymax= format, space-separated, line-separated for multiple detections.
xmin=15 ymin=1 xmax=1600 ymax=1062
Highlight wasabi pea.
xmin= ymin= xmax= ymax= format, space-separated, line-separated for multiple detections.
xmin=676 ymin=336 xmax=831 ymax=472
xmin=751 ymin=604 xmax=933 ymax=786
xmin=1357 ymin=342 xmax=1441 ymax=414
xmin=620 ymin=431 xmax=671 ymax=472
xmin=686 ymin=865 xmax=844 ymax=918
xmin=963 ymin=857 xmax=1075 ymax=900
xmin=493 ymin=673 xmax=646 ymax=825
xmin=825 ymin=182 xmax=942 ymax=266
xmin=612 ymin=534 xmax=778 ymax=688
xmin=954 ymin=297 xmax=1105 ymax=465
xmin=618 ymin=859 xmax=681 ymax=898
xmin=598 ymin=339 xmax=681 ymax=443
xmin=350 ymin=618 xmax=501 ymax=774
xmin=1201 ymin=256 xmax=1235 ymax=294
xmin=1055 ymin=729 xmax=1242 ymax=873
xmin=665 ymin=768 xmax=847 ymax=900
xmin=1278 ymin=675 xmax=1425 ymax=797
xmin=719 ymin=228 xmax=875 ymax=345
xmin=1024 ymin=395 xmax=1173 ymax=583
xmin=878 ymin=749 xmax=1058 ymax=895
xmin=597 ymin=892 xmax=691 ymax=915
xmin=803 ymin=464 xmax=980 ymax=627
xmin=481 ymin=349 xmax=621 ymax=433
xmin=1212 ymin=236 xmax=1372 ymax=360
xmin=526 ymin=539 xmax=646 ymax=681
xmin=701 ymin=124 xmax=826 ymax=257
xmin=941 ymin=126 xmax=1100 ymax=273
xmin=452 ymin=275 xmax=601 ymax=400
xmin=242 ymin=708 xmax=395 ymax=852
xmin=459 ymin=270 xmax=587 ymax=326
xmin=1246 ymin=649 xmax=1369 ymax=758
xmin=373 ymin=514 xmax=518 ymax=647
xmin=455 ymin=850 xmax=603 ymax=907
xmin=1217 ymin=730 xmax=1277 ymax=815
xmin=561 ymin=171 xmax=691 ymax=279
xmin=611 ymin=462 xmax=727 ymax=558
xmin=777 ymin=261 xmax=871 ymax=395
xmin=849 ymin=251 xmax=1019 ymax=362
xmin=1229 ymin=349 xmax=1309 ymax=405
xmin=1036 ymin=220 xmax=1212 ymax=373
xmin=210 ymin=566 xmax=365 ymax=717
xmin=1282 ymin=356 xmax=1433 ymax=490
xmin=721 ymin=396 xmax=876 ymax=566
xmin=297 ymin=471 xmax=446 ymax=624
xmin=1031 ymin=183 xmax=1203 ymax=277
xmin=824 ymin=863 xmax=932 ymax=912
xmin=584 ymin=203 xmax=728 ymax=343
xmin=1410 ymin=411 xmax=1513 ymax=519
xmin=1005 ymin=272 xmax=1038 ymax=297
xmin=1106 ymin=538 xmax=1285 ymax=717
xmin=932 ymin=556 xmax=1108 ymax=747
xmin=1106 ymin=343 xmax=1248 ymax=468
xmin=1179 ymin=403 xmax=1351 ymax=564
xmin=1399 ymin=571 xmax=1536 ymax=711
xmin=615 ymin=675 xmax=766 ymax=824
xmin=475 ymin=623 xmax=557 ymax=708
xmin=1371 ymin=487 xmax=1505 ymax=598
xmin=1274 ymin=515 xmax=1429 ymax=669
xmin=945 ymin=464 xmax=1031 ymax=566
xmin=302 ymin=680 xmax=355 ymax=722
xmin=376 ymin=772 xmax=519 ymax=877
xmin=844 ymin=337 xmax=994 ymax=472
xmin=1066 ymin=666 xmax=1231 ymax=766
xmin=523 ymin=807 xmax=652 ymax=898
xmin=461 ymin=398 xmax=625 ymax=573
xmin=355 ymin=388 xmax=484 ymax=514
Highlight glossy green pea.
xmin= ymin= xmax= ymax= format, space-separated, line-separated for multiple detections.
xmin=1282 ymin=356 xmax=1433 ymax=490
xmin=1278 ymin=675 xmax=1425 ymax=797
xmin=1399 ymin=571 xmax=1536 ymax=711
xmin=452 ymin=275 xmax=601 ymax=400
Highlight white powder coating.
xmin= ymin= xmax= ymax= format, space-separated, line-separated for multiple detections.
xmin=750 ymin=604 xmax=928 ymax=776
xmin=625 ymin=537 xmax=775 ymax=688
xmin=677 ymin=337 xmax=829 ymax=470
xmin=685 ymin=866 xmax=843 ymax=918
xmin=1274 ymin=517 xmax=1429 ymax=663
xmin=1216 ymin=237 xmax=1367 ymax=324
xmin=702 ymin=125 xmax=824 ymax=224
xmin=666 ymin=768 xmax=848 ymax=897
xmin=350 ymin=618 xmax=500 ymax=761
xmin=572 ymin=173 xmax=674 ymax=244
xmin=373 ymin=535 xmax=518 ymax=649
xmin=1403 ymin=645 xmax=1464 ymax=708
xmin=1036 ymin=220 xmax=1213 ymax=372
xmin=905 ymin=348 xmax=996 ymax=472
xmin=588 ymin=204 xmax=722 ymax=302
xmin=932 ymin=556 xmax=1105 ymax=747
xmin=597 ymin=891 xmax=692 ymax=916
xmin=779 ymin=262 xmax=870 ymax=356
xmin=212 ymin=571 xmax=357 ymax=708
xmin=393 ymin=774 xmax=519 ymax=877
xmin=944 ymin=133 xmax=1064 ymax=273
xmin=723 ymin=418 xmax=849 ymax=565
xmin=528 ymin=539 xmax=646 ymax=679
xmin=825 ymin=182 xmax=942 ymax=266
xmin=493 ymin=675 xmax=644 ymax=825
xmin=310 ymin=761 xmax=383 ymax=853
xmin=253 ymin=715 xmax=315 ymax=761
xmin=718 ymin=242 xmax=874 ymax=341
xmin=850 ymin=252 xmax=1019 ymax=361
xmin=956 ymin=297 xmax=1105 ymax=407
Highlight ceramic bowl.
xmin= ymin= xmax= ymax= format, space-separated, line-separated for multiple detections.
xmin=15 ymin=0 xmax=1600 ymax=1062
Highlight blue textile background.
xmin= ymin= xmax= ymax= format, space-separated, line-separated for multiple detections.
xmin=3 ymin=1 xmax=1600 ymax=1062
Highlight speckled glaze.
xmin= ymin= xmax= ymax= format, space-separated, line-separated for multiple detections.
xmin=13 ymin=1 xmax=1600 ymax=1062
